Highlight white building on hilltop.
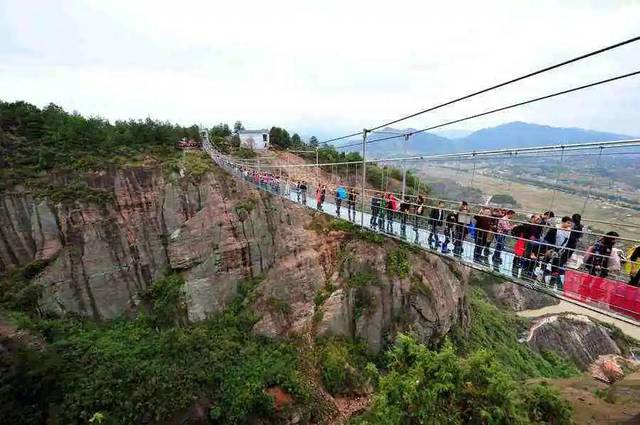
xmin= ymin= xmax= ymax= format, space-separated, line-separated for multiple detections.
xmin=238 ymin=129 xmax=269 ymax=150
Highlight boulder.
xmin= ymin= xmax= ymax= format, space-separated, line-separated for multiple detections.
xmin=484 ymin=280 xmax=559 ymax=311
xmin=526 ymin=314 xmax=621 ymax=370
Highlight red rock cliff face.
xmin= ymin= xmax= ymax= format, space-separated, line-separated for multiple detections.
xmin=0 ymin=164 xmax=470 ymax=351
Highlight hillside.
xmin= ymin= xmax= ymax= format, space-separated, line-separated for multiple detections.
xmin=1 ymin=101 xmax=639 ymax=424
xmin=344 ymin=121 xmax=634 ymax=157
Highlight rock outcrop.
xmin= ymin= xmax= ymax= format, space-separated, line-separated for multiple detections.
xmin=483 ymin=280 xmax=559 ymax=311
xmin=1 ymin=162 xmax=471 ymax=350
xmin=526 ymin=314 xmax=622 ymax=370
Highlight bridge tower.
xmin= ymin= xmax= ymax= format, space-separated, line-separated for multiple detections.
xmin=199 ymin=127 xmax=210 ymax=145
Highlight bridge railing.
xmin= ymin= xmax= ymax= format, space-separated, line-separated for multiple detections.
xmin=206 ymin=144 xmax=640 ymax=324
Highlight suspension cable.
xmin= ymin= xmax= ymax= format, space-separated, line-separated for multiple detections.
xmin=334 ymin=69 xmax=640 ymax=151
xmin=320 ymin=35 xmax=640 ymax=145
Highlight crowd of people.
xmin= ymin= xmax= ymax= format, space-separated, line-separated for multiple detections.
xmin=235 ymin=166 xmax=640 ymax=290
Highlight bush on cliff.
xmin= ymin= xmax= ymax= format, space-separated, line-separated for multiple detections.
xmin=354 ymin=334 xmax=573 ymax=425
xmin=8 ymin=301 xmax=310 ymax=425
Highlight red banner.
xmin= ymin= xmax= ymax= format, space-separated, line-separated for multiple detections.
xmin=563 ymin=270 xmax=640 ymax=320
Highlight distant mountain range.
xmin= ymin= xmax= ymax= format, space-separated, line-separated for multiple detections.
xmin=337 ymin=121 xmax=635 ymax=157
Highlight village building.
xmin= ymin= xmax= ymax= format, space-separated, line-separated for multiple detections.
xmin=238 ymin=129 xmax=269 ymax=150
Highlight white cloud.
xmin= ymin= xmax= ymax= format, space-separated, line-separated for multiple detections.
xmin=1 ymin=0 xmax=639 ymax=137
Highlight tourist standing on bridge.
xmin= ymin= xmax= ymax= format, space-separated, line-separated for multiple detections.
xmin=316 ymin=185 xmax=326 ymax=211
xmin=399 ymin=198 xmax=411 ymax=239
xmin=541 ymin=216 xmax=576 ymax=289
xmin=453 ymin=201 xmax=472 ymax=258
xmin=370 ymin=192 xmax=380 ymax=229
xmin=523 ymin=214 xmax=545 ymax=279
xmin=284 ymin=178 xmax=290 ymax=197
xmin=473 ymin=207 xmax=494 ymax=265
xmin=335 ymin=184 xmax=347 ymax=217
xmin=348 ymin=189 xmax=357 ymax=222
xmin=511 ymin=214 xmax=543 ymax=279
xmin=300 ymin=181 xmax=307 ymax=205
xmin=386 ymin=193 xmax=398 ymax=234
xmin=627 ymin=245 xmax=640 ymax=287
xmin=492 ymin=209 xmax=515 ymax=265
xmin=414 ymin=196 xmax=425 ymax=244
xmin=584 ymin=231 xmax=619 ymax=278
xmin=443 ymin=208 xmax=457 ymax=255
xmin=542 ymin=211 xmax=557 ymax=227
xmin=428 ymin=201 xmax=445 ymax=249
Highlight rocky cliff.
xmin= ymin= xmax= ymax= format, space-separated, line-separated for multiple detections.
xmin=0 ymin=161 xmax=470 ymax=351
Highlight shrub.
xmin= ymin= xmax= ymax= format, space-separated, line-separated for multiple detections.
xmin=140 ymin=273 xmax=186 ymax=327
xmin=0 ymin=340 xmax=63 ymax=425
xmin=0 ymin=260 xmax=48 ymax=313
xmin=524 ymin=382 xmax=574 ymax=424
xmin=10 ymin=303 xmax=310 ymax=425
xmin=317 ymin=338 xmax=370 ymax=395
xmin=386 ymin=248 xmax=410 ymax=279
xmin=355 ymin=335 xmax=573 ymax=425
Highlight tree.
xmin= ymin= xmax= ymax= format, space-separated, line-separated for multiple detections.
xmin=233 ymin=121 xmax=245 ymax=133
xmin=210 ymin=123 xmax=231 ymax=138
xmin=269 ymin=126 xmax=291 ymax=150
xmin=291 ymin=133 xmax=302 ymax=148
xmin=309 ymin=136 xmax=319 ymax=148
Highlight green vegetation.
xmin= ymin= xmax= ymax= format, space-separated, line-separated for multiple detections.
xmin=0 ymin=335 xmax=64 ymax=425
xmin=5 ymin=299 xmax=310 ymax=424
xmin=0 ymin=260 xmax=48 ymax=313
xmin=0 ymin=101 xmax=200 ymax=191
xmin=139 ymin=272 xmax=187 ymax=327
xmin=355 ymin=335 xmax=573 ymax=425
xmin=451 ymin=285 xmax=579 ymax=380
xmin=317 ymin=337 xmax=372 ymax=395
xmin=366 ymin=163 xmax=428 ymax=197
xmin=386 ymin=248 xmax=411 ymax=279
xmin=347 ymin=268 xmax=379 ymax=288
xmin=28 ymin=180 xmax=115 ymax=205
xmin=491 ymin=193 xmax=520 ymax=207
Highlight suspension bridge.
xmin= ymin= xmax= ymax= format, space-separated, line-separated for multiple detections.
xmin=195 ymin=35 xmax=640 ymax=330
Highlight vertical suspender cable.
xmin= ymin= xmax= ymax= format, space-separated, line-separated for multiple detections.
xmin=581 ymin=146 xmax=604 ymax=215
xmin=470 ymin=153 xmax=477 ymax=187
xmin=549 ymin=146 xmax=565 ymax=211
xmin=402 ymin=134 xmax=409 ymax=200
xmin=360 ymin=130 xmax=368 ymax=227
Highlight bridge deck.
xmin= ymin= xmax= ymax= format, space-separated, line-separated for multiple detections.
xmin=205 ymin=146 xmax=640 ymax=331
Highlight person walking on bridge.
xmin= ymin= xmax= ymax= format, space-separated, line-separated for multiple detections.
xmin=428 ymin=201 xmax=445 ymax=250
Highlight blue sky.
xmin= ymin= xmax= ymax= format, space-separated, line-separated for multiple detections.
xmin=1 ymin=0 xmax=639 ymax=139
